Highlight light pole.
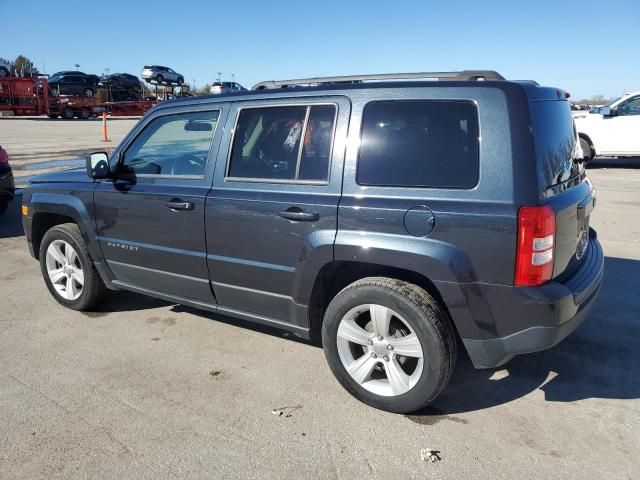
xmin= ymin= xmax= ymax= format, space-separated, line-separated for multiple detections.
xmin=217 ymin=72 xmax=221 ymax=82
xmin=74 ymin=64 xmax=80 ymax=71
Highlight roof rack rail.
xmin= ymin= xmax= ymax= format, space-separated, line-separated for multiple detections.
xmin=251 ymin=70 xmax=505 ymax=90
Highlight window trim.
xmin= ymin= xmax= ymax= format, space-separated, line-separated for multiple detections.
xmin=356 ymin=99 xmax=481 ymax=190
xmin=224 ymin=102 xmax=338 ymax=185
xmin=119 ymin=108 xmax=221 ymax=180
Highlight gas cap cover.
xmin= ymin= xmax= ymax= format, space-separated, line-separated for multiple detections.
xmin=403 ymin=206 xmax=435 ymax=237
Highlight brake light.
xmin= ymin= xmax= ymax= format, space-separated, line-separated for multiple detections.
xmin=514 ymin=205 xmax=556 ymax=286
xmin=0 ymin=147 xmax=8 ymax=164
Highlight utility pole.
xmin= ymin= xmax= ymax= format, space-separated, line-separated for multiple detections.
xmin=217 ymin=72 xmax=221 ymax=82
xmin=231 ymin=73 xmax=235 ymax=83
xmin=104 ymin=67 xmax=110 ymax=76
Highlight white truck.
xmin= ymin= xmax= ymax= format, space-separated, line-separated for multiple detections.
xmin=574 ymin=91 xmax=640 ymax=161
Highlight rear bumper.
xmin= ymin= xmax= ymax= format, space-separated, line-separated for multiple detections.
xmin=462 ymin=232 xmax=604 ymax=368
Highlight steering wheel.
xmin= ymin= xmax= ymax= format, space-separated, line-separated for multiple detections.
xmin=171 ymin=154 xmax=205 ymax=176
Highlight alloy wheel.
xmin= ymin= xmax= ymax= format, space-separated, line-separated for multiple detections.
xmin=336 ymin=304 xmax=424 ymax=396
xmin=45 ymin=240 xmax=84 ymax=301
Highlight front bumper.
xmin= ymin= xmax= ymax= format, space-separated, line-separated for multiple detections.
xmin=462 ymin=233 xmax=604 ymax=368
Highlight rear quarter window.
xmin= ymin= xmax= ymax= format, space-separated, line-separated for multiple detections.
xmin=357 ymin=100 xmax=480 ymax=188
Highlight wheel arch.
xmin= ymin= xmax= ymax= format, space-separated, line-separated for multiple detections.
xmin=578 ymin=132 xmax=596 ymax=157
xmin=27 ymin=192 xmax=102 ymax=263
xmin=307 ymin=260 xmax=455 ymax=340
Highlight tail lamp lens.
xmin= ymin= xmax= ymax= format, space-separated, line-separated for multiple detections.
xmin=514 ymin=205 xmax=556 ymax=286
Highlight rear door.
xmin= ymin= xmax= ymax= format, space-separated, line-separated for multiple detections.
xmin=531 ymin=99 xmax=594 ymax=279
xmin=95 ymin=104 xmax=228 ymax=302
xmin=205 ymin=96 xmax=350 ymax=328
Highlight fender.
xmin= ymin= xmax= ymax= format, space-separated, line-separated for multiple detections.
xmin=25 ymin=191 xmax=115 ymax=287
xmin=328 ymin=231 xmax=500 ymax=340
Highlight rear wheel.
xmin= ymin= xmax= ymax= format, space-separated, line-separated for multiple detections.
xmin=580 ymin=137 xmax=594 ymax=163
xmin=39 ymin=223 xmax=108 ymax=311
xmin=177 ymin=77 xmax=184 ymax=85
xmin=322 ymin=277 xmax=457 ymax=413
xmin=83 ymin=88 xmax=94 ymax=97
xmin=62 ymin=110 xmax=74 ymax=120
xmin=156 ymin=75 xmax=164 ymax=84
xmin=78 ymin=110 xmax=90 ymax=120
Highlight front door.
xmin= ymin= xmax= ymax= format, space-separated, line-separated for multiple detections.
xmin=94 ymin=106 xmax=226 ymax=303
xmin=205 ymin=97 xmax=350 ymax=328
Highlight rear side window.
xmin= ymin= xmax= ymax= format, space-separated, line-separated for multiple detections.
xmin=227 ymin=105 xmax=336 ymax=182
xmin=357 ymin=100 xmax=479 ymax=188
xmin=532 ymin=101 xmax=583 ymax=189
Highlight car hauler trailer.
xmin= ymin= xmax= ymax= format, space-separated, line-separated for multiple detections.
xmin=0 ymin=77 xmax=157 ymax=119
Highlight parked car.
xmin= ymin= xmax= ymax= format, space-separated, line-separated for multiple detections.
xmin=99 ymin=73 xmax=141 ymax=90
xmin=51 ymin=71 xmax=99 ymax=81
xmin=22 ymin=70 xmax=604 ymax=413
xmin=99 ymin=73 xmax=142 ymax=101
xmin=210 ymin=81 xmax=246 ymax=94
xmin=142 ymin=65 xmax=184 ymax=85
xmin=0 ymin=146 xmax=15 ymax=214
xmin=48 ymin=73 xmax=98 ymax=97
xmin=574 ymin=91 xmax=640 ymax=161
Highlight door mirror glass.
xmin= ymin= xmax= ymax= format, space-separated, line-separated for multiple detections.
xmin=87 ymin=152 xmax=109 ymax=179
xmin=599 ymin=106 xmax=613 ymax=117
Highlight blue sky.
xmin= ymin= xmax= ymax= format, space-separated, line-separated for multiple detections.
xmin=2 ymin=0 xmax=638 ymax=98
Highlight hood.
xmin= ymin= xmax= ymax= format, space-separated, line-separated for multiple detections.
xmin=29 ymin=167 xmax=92 ymax=184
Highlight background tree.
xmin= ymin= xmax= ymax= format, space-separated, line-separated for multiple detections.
xmin=10 ymin=55 xmax=40 ymax=76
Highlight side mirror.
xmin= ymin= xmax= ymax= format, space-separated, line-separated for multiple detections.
xmin=87 ymin=152 xmax=109 ymax=179
xmin=599 ymin=107 xmax=613 ymax=117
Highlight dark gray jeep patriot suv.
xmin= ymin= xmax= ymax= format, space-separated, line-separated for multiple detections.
xmin=21 ymin=70 xmax=604 ymax=413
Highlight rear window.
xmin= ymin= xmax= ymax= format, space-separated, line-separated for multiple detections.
xmin=357 ymin=100 xmax=479 ymax=188
xmin=532 ymin=100 xmax=583 ymax=189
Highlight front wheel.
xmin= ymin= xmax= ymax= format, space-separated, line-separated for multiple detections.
xmin=322 ymin=277 xmax=457 ymax=413
xmin=177 ymin=77 xmax=184 ymax=85
xmin=84 ymin=88 xmax=94 ymax=97
xmin=39 ymin=223 xmax=108 ymax=310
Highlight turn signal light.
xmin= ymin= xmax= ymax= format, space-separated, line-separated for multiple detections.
xmin=21 ymin=205 xmax=29 ymax=216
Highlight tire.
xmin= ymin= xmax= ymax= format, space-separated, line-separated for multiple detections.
xmin=84 ymin=88 xmax=94 ymax=97
xmin=78 ymin=110 xmax=90 ymax=120
xmin=39 ymin=223 xmax=108 ymax=311
xmin=0 ymin=199 xmax=7 ymax=215
xmin=47 ymin=114 xmax=59 ymax=119
xmin=322 ymin=277 xmax=456 ymax=413
xmin=177 ymin=77 xmax=184 ymax=85
xmin=580 ymin=137 xmax=594 ymax=163
xmin=156 ymin=75 xmax=164 ymax=84
xmin=62 ymin=110 xmax=74 ymax=120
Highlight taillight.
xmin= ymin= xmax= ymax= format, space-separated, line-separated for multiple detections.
xmin=0 ymin=147 xmax=8 ymax=164
xmin=514 ymin=205 xmax=556 ymax=286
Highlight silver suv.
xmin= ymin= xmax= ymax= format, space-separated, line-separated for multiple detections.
xmin=142 ymin=65 xmax=184 ymax=85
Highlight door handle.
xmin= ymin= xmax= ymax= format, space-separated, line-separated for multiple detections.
xmin=278 ymin=209 xmax=319 ymax=222
xmin=165 ymin=200 xmax=194 ymax=211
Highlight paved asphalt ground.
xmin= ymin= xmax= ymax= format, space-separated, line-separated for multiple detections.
xmin=0 ymin=118 xmax=639 ymax=479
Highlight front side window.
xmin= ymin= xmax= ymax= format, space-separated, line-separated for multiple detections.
xmin=619 ymin=96 xmax=640 ymax=116
xmin=122 ymin=110 xmax=219 ymax=177
xmin=357 ymin=100 xmax=480 ymax=188
xmin=227 ymin=104 xmax=336 ymax=182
